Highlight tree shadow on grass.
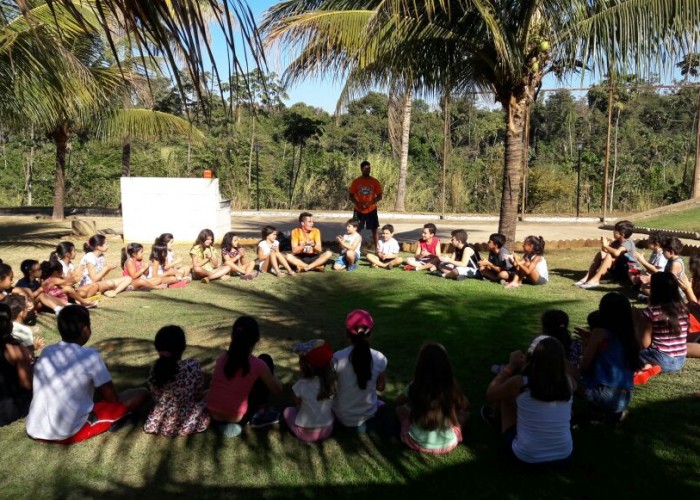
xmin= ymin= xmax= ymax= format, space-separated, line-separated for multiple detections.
xmin=11 ymin=391 xmax=700 ymax=498
xmin=8 ymin=267 xmax=698 ymax=498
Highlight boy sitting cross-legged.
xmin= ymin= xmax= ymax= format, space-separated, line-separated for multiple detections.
xmin=435 ymin=230 xmax=481 ymax=280
xmin=479 ymin=233 xmax=514 ymax=284
xmin=404 ymin=223 xmax=441 ymax=271
xmin=366 ymin=224 xmax=404 ymax=270
xmin=26 ymin=305 xmax=148 ymax=444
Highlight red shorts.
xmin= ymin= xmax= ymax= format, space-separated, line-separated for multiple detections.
xmin=56 ymin=402 xmax=128 ymax=444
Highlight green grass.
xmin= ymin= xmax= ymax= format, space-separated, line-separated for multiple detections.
xmin=633 ymin=206 xmax=700 ymax=233
xmin=1 ymin=222 xmax=700 ymax=498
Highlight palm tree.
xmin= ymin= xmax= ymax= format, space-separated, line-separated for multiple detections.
xmin=263 ymin=0 xmax=700 ymax=245
xmin=1 ymin=2 xmax=204 ymax=219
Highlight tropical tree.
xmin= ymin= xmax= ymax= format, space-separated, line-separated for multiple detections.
xmin=0 ymin=1 xmax=204 ymax=219
xmin=282 ymin=109 xmax=325 ymax=207
xmin=678 ymin=53 xmax=700 ymax=198
xmin=263 ymin=0 xmax=700 ymax=245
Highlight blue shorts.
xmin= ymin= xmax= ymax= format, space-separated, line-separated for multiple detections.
xmin=639 ymin=348 xmax=685 ymax=373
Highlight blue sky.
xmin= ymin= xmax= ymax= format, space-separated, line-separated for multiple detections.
xmin=209 ymin=2 xmax=684 ymax=113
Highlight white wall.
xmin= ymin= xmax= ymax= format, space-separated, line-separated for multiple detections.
xmin=121 ymin=177 xmax=231 ymax=243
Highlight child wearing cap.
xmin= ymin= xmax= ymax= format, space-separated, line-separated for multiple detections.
xmin=284 ymin=339 xmax=337 ymax=442
xmin=332 ymin=309 xmax=388 ymax=431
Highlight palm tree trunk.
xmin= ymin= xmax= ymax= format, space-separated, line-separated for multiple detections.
xmin=520 ymin=108 xmax=531 ymax=220
xmin=122 ymin=139 xmax=131 ymax=177
xmin=394 ymin=88 xmax=413 ymax=211
xmin=693 ymin=90 xmax=700 ymax=198
xmin=290 ymin=143 xmax=304 ymax=208
xmin=497 ymin=96 xmax=527 ymax=248
xmin=50 ymin=124 xmax=70 ymax=220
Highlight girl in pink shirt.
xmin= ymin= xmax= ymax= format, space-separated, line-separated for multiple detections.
xmin=206 ymin=316 xmax=282 ymax=437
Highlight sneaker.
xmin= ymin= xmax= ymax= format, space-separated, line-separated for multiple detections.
xmin=251 ymin=408 xmax=280 ymax=429
xmin=347 ymin=264 xmax=358 ymax=272
xmin=579 ymin=282 xmax=600 ymax=290
xmin=480 ymin=405 xmax=499 ymax=427
xmin=429 ymin=270 xmax=443 ymax=277
xmin=54 ymin=306 xmax=63 ymax=316
xmin=404 ymin=265 xmax=415 ymax=271
xmin=216 ymin=422 xmax=243 ymax=437
xmin=573 ymin=279 xmax=586 ymax=287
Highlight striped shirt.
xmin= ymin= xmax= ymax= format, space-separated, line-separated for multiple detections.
xmin=643 ymin=305 xmax=688 ymax=357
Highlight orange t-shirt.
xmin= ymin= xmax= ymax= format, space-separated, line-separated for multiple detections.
xmin=291 ymin=227 xmax=321 ymax=255
xmin=349 ymin=176 xmax=383 ymax=214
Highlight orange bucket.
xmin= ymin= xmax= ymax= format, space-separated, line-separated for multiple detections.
xmin=203 ymin=169 xmax=213 ymax=179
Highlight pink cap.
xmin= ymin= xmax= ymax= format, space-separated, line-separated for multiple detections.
xmin=345 ymin=309 xmax=374 ymax=336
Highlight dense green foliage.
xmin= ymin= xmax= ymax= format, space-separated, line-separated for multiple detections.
xmin=0 ymin=71 xmax=698 ymax=214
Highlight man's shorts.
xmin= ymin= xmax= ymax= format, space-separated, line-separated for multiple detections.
xmin=296 ymin=254 xmax=320 ymax=265
xmin=353 ymin=209 xmax=379 ymax=231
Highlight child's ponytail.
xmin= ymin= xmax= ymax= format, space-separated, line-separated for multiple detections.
xmin=151 ymin=325 xmax=186 ymax=388
xmin=541 ymin=309 xmax=571 ymax=353
xmin=224 ymin=316 xmax=260 ymax=379
xmin=345 ymin=309 xmax=375 ymax=390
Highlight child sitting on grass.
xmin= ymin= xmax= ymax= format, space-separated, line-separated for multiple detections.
xmin=632 ymin=232 xmax=667 ymax=298
xmin=190 ymin=229 xmax=231 ymax=284
xmin=435 ymin=229 xmax=480 ymax=279
xmin=575 ymin=220 xmax=638 ymax=289
xmin=0 ymin=303 xmax=33 ymax=427
xmin=505 ymin=236 xmax=548 ymax=288
xmin=284 ymin=339 xmax=337 ymax=442
xmin=143 ymin=325 xmax=210 ymax=436
xmin=257 ymin=226 xmax=296 ymax=277
xmin=404 ymin=223 xmax=441 ymax=271
xmin=366 ymin=224 xmax=403 ymax=270
xmin=6 ymin=295 xmax=44 ymax=355
xmin=333 ymin=219 xmax=362 ymax=271
xmin=221 ymin=232 xmax=257 ymax=280
xmin=26 ymin=305 xmax=148 ymax=443
xmin=396 ymin=342 xmax=469 ymax=454
xmin=479 ymin=233 xmax=514 ymax=284
xmin=206 ymin=316 xmax=283 ymax=437
xmin=332 ymin=309 xmax=388 ymax=432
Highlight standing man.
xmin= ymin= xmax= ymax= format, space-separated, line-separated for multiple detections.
xmin=286 ymin=212 xmax=333 ymax=272
xmin=349 ymin=160 xmax=383 ymax=250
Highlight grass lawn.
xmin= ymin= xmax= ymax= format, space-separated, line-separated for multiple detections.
xmin=1 ymin=219 xmax=699 ymax=498
xmin=633 ymin=206 xmax=700 ymax=233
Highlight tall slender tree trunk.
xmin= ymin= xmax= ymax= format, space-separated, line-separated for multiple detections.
xmin=122 ymin=139 xmax=131 ymax=177
xmin=520 ymin=108 xmax=531 ymax=220
xmin=609 ymin=108 xmax=621 ymax=211
xmin=394 ymin=88 xmax=413 ymax=211
xmin=497 ymin=96 xmax=527 ymax=248
xmin=602 ymin=84 xmax=614 ymax=222
xmin=693 ymin=90 xmax=700 ymax=198
xmin=248 ymin=118 xmax=257 ymax=187
xmin=441 ymin=90 xmax=451 ymax=217
xmin=49 ymin=124 xmax=70 ymax=220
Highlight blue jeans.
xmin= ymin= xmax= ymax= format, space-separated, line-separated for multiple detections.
xmin=639 ymin=348 xmax=685 ymax=373
xmin=584 ymin=383 xmax=632 ymax=414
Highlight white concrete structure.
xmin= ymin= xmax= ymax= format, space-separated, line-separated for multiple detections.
xmin=120 ymin=177 xmax=231 ymax=242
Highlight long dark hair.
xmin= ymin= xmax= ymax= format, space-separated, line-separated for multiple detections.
xmin=525 ymin=337 xmax=571 ymax=402
xmin=599 ymin=292 xmax=642 ymax=371
xmin=541 ymin=309 xmax=571 ymax=353
xmin=0 ymin=260 xmax=13 ymax=282
xmin=150 ymin=242 xmax=169 ymax=267
xmin=348 ymin=331 xmax=373 ymax=390
xmin=192 ymin=229 xmax=214 ymax=249
xmin=408 ymin=342 xmax=464 ymax=429
xmin=221 ymin=232 xmax=239 ymax=252
xmin=224 ymin=316 xmax=260 ymax=379
xmin=524 ymin=235 xmax=545 ymax=255
xmin=150 ymin=325 xmax=186 ymax=388
xmin=299 ymin=357 xmax=337 ymax=401
xmin=50 ymin=241 xmax=75 ymax=267
xmin=0 ymin=303 xmax=21 ymax=350
xmin=688 ymin=254 xmax=700 ymax=299
xmin=40 ymin=259 xmax=63 ymax=281
xmin=649 ymin=272 xmax=688 ymax=337
xmin=121 ymin=242 xmax=144 ymax=268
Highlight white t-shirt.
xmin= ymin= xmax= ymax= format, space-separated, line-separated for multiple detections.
xmin=78 ymin=253 xmax=104 ymax=286
xmin=292 ymin=377 xmax=334 ymax=428
xmin=257 ymin=240 xmax=279 ymax=268
xmin=377 ymin=238 xmax=400 ymax=256
xmin=11 ymin=322 xmax=34 ymax=347
xmin=60 ymin=260 xmax=74 ymax=279
xmin=26 ymin=341 xmax=112 ymax=440
xmin=332 ymin=346 xmax=387 ymax=427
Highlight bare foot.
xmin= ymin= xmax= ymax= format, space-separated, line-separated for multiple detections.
xmin=201 ymin=277 xmax=210 ymax=284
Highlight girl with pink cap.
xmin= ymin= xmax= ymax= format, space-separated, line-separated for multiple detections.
xmin=332 ymin=309 xmax=388 ymax=432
